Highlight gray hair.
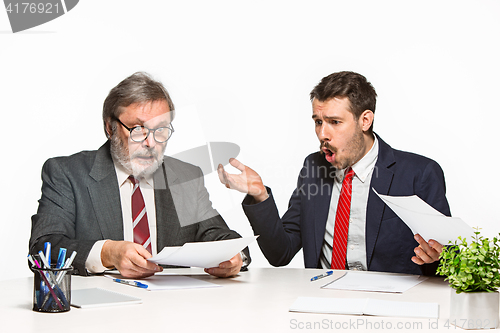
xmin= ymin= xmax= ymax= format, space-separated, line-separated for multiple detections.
xmin=102 ymin=72 xmax=175 ymax=138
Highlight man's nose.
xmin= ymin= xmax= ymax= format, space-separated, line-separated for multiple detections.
xmin=142 ymin=132 xmax=157 ymax=148
xmin=318 ymin=124 xmax=331 ymax=142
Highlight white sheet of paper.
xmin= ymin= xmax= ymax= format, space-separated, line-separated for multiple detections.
xmin=290 ymin=297 xmax=438 ymax=319
xmin=71 ymin=288 xmax=142 ymax=308
xmin=373 ymin=189 xmax=474 ymax=244
xmin=321 ymin=271 xmax=426 ymax=293
xmin=365 ymin=298 xmax=439 ymax=319
xmin=148 ymin=236 xmax=257 ymax=268
xmin=289 ymin=297 xmax=366 ymax=315
xmin=105 ymin=275 xmax=220 ymax=291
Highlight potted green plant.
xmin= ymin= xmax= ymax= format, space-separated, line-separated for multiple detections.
xmin=437 ymin=228 xmax=500 ymax=330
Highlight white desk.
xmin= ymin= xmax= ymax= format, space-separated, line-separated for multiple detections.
xmin=0 ymin=268 xmax=481 ymax=332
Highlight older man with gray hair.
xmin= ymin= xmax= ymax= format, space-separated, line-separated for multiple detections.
xmin=30 ymin=72 xmax=248 ymax=278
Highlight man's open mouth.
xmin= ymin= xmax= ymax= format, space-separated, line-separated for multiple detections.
xmin=321 ymin=145 xmax=335 ymax=163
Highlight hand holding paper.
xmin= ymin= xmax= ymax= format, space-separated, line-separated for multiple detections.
xmin=148 ymin=236 xmax=257 ymax=275
xmin=373 ymin=189 xmax=474 ymax=244
xmin=204 ymin=253 xmax=243 ymax=278
xmin=412 ymin=234 xmax=443 ymax=265
xmin=102 ymin=240 xmax=163 ymax=279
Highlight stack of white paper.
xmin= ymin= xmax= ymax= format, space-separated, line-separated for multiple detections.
xmin=290 ymin=297 xmax=439 ymax=319
xmin=322 ymin=271 xmax=426 ymax=293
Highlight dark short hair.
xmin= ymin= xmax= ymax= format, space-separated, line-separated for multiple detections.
xmin=310 ymin=71 xmax=377 ymax=132
xmin=102 ymin=72 xmax=175 ymax=138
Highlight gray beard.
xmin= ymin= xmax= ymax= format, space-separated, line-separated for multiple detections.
xmin=110 ymin=133 xmax=164 ymax=178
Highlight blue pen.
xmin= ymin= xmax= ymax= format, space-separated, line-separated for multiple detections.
xmin=113 ymin=278 xmax=148 ymax=289
xmin=44 ymin=242 xmax=51 ymax=267
xmin=310 ymin=270 xmax=333 ymax=281
xmin=56 ymin=248 xmax=67 ymax=269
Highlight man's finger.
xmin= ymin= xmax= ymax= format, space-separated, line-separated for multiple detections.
xmin=414 ymin=246 xmax=432 ymax=262
xmin=414 ymin=234 xmax=442 ymax=262
xmin=427 ymin=239 xmax=443 ymax=253
xmin=414 ymin=234 xmax=432 ymax=254
xmin=229 ymin=158 xmax=246 ymax=172
xmin=205 ymin=254 xmax=242 ymax=277
xmin=205 ymin=266 xmax=237 ymax=278
xmin=218 ymin=259 xmax=232 ymax=269
xmin=411 ymin=255 xmax=425 ymax=265
xmin=132 ymin=245 xmax=162 ymax=272
xmin=217 ymin=164 xmax=227 ymax=184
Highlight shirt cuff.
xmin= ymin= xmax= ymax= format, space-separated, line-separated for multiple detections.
xmin=85 ymin=240 xmax=109 ymax=273
xmin=240 ymin=251 xmax=249 ymax=268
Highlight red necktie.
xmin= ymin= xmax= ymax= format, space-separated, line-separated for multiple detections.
xmin=129 ymin=176 xmax=152 ymax=253
xmin=331 ymin=168 xmax=355 ymax=269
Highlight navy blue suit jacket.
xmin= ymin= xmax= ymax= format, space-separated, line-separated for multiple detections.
xmin=242 ymin=134 xmax=450 ymax=275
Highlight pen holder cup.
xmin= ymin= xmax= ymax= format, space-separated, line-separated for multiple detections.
xmin=33 ymin=265 xmax=73 ymax=313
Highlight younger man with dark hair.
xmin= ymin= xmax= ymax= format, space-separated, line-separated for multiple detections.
xmin=218 ymin=71 xmax=449 ymax=275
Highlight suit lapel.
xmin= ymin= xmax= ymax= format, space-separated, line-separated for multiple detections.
xmin=365 ymin=134 xmax=395 ymax=268
xmin=88 ymin=142 xmax=124 ymax=240
xmin=154 ymin=162 xmax=181 ymax=249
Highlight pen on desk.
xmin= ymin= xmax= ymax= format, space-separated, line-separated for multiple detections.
xmin=310 ymin=270 xmax=333 ymax=281
xmin=113 ymin=278 xmax=148 ymax=289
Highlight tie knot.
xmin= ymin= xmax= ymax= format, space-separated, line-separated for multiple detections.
xmin=128 ymin=175 xmax=139 ymax=185
xmin=344 ymin=167 xmax=355 ymax=180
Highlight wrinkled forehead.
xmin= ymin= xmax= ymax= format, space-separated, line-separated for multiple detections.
xmin=141 ymin=110 xmax=175 ymax=127
xmin=117 ymin=100 xmax=176 ymax=126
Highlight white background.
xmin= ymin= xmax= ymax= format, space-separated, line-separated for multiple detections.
xmin=1 ymin=0 xmax=499 ymax=281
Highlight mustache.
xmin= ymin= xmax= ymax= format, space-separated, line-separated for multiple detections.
xmin=130 ymin=148 xmax=159 ymax=159
xmin=320 ymin=142 xmax=336 ymax=154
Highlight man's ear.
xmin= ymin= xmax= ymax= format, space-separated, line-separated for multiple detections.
xmin=105 ymin=120 xmax=113 ymax=138
xmin=359 ymin=110 xmax=374 ymax=132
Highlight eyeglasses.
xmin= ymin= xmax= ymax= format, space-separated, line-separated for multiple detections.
xmin=114 ymin=117 xmax=174 ymax=143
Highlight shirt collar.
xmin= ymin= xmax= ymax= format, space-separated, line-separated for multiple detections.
xmin=112 ymin=158 xmax=154 ymax=188
xmin=335 ymin=135 xmax=379 ymax=183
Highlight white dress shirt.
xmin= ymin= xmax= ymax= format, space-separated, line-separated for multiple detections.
xmin=85 ymin=161 xmax=158 ymax=273
xmin=319 ymin=136 xmax=379 ymax=270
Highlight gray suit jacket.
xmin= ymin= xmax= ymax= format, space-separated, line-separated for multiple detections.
xmin=30 ymin=141 xmax=247 ymax=275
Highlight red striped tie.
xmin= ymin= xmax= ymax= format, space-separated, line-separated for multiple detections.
xmin=129 ymin=176 xmax=152 ymax=253
xmin=331 ymin=167 xmax=355 ymax=270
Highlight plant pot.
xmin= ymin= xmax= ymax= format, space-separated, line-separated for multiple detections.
xmin=449 ymin=290 xmax=499 ymax=329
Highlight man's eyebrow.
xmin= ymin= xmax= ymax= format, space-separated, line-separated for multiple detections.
xmin=144 ymin=120 xmax=171 ymax=128
xmin=312 ymin=114 xmax=341 ymax=120
xmin=323 ymin=115 xmax=341 ymax=120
